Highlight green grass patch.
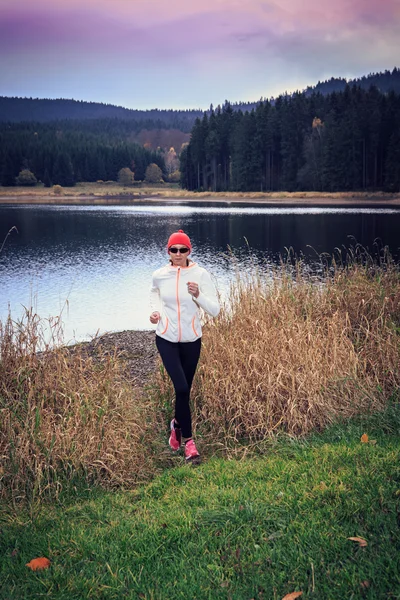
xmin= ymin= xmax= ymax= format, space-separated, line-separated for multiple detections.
xmin=1 ymin=408 xmax=399 ymax=600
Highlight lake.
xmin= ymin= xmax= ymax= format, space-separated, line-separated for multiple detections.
xmin=0 ymin=202 xmax=399 ymax=343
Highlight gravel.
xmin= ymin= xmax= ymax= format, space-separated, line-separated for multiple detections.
xmin=77 ymin=329 xmax=158 ymax=387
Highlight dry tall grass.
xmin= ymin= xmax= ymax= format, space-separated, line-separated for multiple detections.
xmin=0 ymin=310 xmax=161 ymax=501
xmin=189 ymin=251 xmax=400 ymax=444
xmin=2 ymin=252 xmax=399 ymax=500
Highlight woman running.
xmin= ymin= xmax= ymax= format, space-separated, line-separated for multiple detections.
xmin=150 ymin=229 xmax=220 ymax=463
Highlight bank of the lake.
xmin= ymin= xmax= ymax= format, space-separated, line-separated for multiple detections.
xmin=1 ymin=183 xmax=400 ymax=206
xmin=1 ymin=255 xmax=399 ymax=599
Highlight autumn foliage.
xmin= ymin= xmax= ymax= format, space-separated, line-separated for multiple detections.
xmin=26 ymin=557 xmax=51 ymax=571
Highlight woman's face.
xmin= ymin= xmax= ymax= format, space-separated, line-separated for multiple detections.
xmin=168 ymin=245 xmax=190 ymax=267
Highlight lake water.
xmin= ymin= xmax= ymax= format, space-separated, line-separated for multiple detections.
xmin=0 ymin=202 xmax=399 ymax=343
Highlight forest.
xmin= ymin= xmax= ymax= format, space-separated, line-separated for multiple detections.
xmin=180 ymin=85 xmax=400 ymax=193
xmin=0 ymin=120 xmax=166 ymax=186
xmin=1 ymin=69 xmax=400 ymax=191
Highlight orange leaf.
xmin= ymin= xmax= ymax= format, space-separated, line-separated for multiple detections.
xmin=361 ymin=434 xmax=369 ymax=443
xmin=26 ymin=557 xmax=51 ymax=571
xmin=282 ymin=593 xmax=303 ymax=600
xmin=348 ymin=537 xmax=368 ymax=547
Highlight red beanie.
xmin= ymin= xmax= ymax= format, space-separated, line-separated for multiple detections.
xmin=167 ymin=229 xmax=192 ymax=251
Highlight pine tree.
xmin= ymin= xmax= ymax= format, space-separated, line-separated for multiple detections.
xmin=43 ymin=168 xmax=52 ymax=187
xmin=53 ymin=152 xmax=75 ymax=186
xmin=384 ymin=125 xmax=400 ymax=192
xmin=1 ymin=153 xmax=17 ymax=186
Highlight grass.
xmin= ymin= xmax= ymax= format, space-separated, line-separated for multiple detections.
xmin=0 ymin=182 xmax=399 ymax=202
xmin=1 ymin=250 xmax=399 ymax=597
xmin=0 ymin=406 xmax=399 ymax=600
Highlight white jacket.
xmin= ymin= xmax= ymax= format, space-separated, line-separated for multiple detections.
xmin=150 ymin=262 xmax=220 ymax=343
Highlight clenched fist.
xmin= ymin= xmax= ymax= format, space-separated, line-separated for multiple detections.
xmin=150 ymin=311 xmax=161 ymax=324
xmin=187 ymin=281 xmax=199 ymax=298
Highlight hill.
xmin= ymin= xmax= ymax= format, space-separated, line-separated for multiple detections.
xmin=0 ymin=68 xmax=399 ymax=126
xmin=0 ymin=97 xmax=202 ymax=131
xmin=304 ymin=67 xmax=400 ymax=96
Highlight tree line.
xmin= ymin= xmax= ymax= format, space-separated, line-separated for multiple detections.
xmin=180 ymin=85 xmax=400 ymax=193
xmin=0 ymin=97 xmax=202 ymax=131
xmin=2 ymin=68 xmax=399 ymax=127
xmin=0 ymin=120 xmax=166 ymax=186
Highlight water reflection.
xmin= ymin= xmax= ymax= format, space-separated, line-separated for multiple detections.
xmin=0 ymin=203 xmax=399 ymax=342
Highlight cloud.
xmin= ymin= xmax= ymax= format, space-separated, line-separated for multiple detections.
xmin=0 ymin=0 xmax=399 ymax=108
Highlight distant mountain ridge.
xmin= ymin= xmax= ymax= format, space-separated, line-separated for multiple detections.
xmin=0 ymin=68 xmax=399 ymax=126
xmin=304 ymin=67 xmax=400 ymax=97
xmin=0 ymin=97 xmax=202 ymax=131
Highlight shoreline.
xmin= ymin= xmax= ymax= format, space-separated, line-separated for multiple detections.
xmin=1 ymin=192 xmax=400 ymax=207
xmin=71 ymin=329 xmax=158 ymax=389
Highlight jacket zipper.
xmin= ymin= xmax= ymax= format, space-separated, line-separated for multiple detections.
xmin=176 ymin=268 xmax=181 ymax=342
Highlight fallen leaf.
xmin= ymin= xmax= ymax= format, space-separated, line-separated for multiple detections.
xmin=348 ymin=537 xmax=368 ymax=547
xmin=361 ymin=433 xmax=369 ymax=443
xmin=282 ymin=593 xmax=303 ymax=600
xmin=26 ymin=557 xmax=51 ymax=571
xmin=220 ymin=581 xmax=230 ymax=588
xmin=360 ymin=581 xmax=370 ymax=589
xmin=369 ymin=439 xmax=377 ymax=445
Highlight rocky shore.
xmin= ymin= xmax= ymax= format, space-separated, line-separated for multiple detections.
xmin=77 ymin=329 xmax=158 ymax=388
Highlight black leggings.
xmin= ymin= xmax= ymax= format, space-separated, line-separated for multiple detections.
xmin=155 ymin=335 xmax=202 ymax=439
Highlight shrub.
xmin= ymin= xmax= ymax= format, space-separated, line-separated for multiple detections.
xmin=145 ymin=163 xmax=163 ymax=184
xmin=15 ymin=169 xmax=37 ymax=186
xmin=52 ymin=184 xmax=64 ymax=195
xmin=118 ymin=168 xmax=135 ymax=186
xmin=168 ymin=170 xmax=181 ymax=183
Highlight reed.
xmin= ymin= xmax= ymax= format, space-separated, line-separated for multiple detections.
xmin=188 ymin=248 xmax=400 ymax=444
xmin=1 ymin=249 xmax=399 ymax=501
xmin=0 ymin=309 xmax=162 ymax=501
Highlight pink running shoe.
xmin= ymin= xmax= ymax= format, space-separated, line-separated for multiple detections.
xmin=184 ymin=439 xmax=200 ymax=463
xmin=169 ymin=419 xmax=182 ymax=451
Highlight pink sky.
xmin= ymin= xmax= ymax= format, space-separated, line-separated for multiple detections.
xmin=1 ymin=0 xmax=399 ymax=109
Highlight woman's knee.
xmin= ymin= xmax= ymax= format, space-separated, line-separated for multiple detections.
xmin=174 ymin=383 xmax=190 ymax=398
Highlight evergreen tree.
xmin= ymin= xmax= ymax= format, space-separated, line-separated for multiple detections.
xmin=384 ymin=125 xmax=400 ymax=192
xmin=53 ymin=152 xmax=75 ymax=186
xmin=43 ymin=168 xmax=52 ymax=187
xmin=1 ymin=153 xmax=17 ymax=186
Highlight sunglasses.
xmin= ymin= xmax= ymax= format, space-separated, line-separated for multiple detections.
xmin=169 ymin=247 xmax=189 ymax=254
